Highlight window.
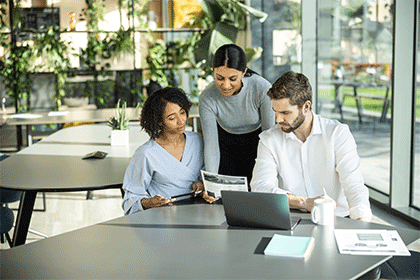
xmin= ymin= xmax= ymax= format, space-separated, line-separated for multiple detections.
xmin=317 ymin=0 xmax=393 ymax=197
xmin=413 ymin=3 xmax=420 ymax=209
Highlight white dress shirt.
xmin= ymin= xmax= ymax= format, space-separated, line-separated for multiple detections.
xmin=251 ymin=113 xmax=372 ymax=219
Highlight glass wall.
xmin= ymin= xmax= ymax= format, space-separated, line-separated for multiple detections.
xmin=317 ymin=0 xmax=393 ymax=196
xmin=250 ymin=0 xmax=302 ymax=83
xmin=413 ymin=5 xmax=420 ymax=209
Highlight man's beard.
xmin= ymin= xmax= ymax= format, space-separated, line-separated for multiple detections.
xmin=279 ymin=110 xmax=305 ymax=133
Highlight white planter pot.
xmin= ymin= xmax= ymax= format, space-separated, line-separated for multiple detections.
xmin=111 ymin=129 xmax=129 ymax=146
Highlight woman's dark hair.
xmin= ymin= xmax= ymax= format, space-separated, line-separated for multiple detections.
xmin=140 ymin=87 xmax=192 ymax=139
xmin=267 ymin=71 xmax=312 ymax=108
xmin=212 ymin=44 xmax=258 ymax=77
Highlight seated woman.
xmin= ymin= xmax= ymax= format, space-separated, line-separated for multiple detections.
xmin=122 ymin=87 xmax=217 ymax=215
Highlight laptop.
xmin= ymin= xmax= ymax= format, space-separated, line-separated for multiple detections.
xmin=221 ymin=191 xmax=301 ymax=230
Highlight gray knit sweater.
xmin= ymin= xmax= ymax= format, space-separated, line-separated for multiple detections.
xmin=198 ymin=74 xmax=275 ymax=173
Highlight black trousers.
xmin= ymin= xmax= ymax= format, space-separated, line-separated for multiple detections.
xmin=217 ymin=123 xmax=261 ymax=186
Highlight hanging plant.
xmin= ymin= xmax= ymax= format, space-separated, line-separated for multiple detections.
xmin=1 ymin=44 xmax=36 ymax=112
xmin=0 ymin=0 xmax=37 ymax=112
xmin=32 ymin=26 xmax=74 ymax=110
xmin=146 ymin=39 xmax=168 ymax=86
xmin=101 ymin=28 xmax=133 ymax=59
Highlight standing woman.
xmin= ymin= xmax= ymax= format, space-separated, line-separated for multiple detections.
xmin=199 ymin=44 xmax=275 ymax=184
xmin=122 ymin=87 xmax=217 ymax=215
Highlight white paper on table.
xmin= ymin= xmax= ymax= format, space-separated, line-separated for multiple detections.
xmin=334 ymin=229 xmax=411 ymax=256
xmin=48 ymin=111 xmax=68 ymax=116
xmin=201 ymin=170 xmax=248 ymax=198
xmin=9 ymin=113 xmax=43 ymax=119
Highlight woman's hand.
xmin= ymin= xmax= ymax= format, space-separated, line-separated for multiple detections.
xmin=192 ymin=181 xmax=219 ymax=204
xmin=141 ymin=195 xmax=174 ymax=210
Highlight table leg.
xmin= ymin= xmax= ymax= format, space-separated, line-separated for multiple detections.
xmin=16 ymin=125 xmax=23 ymax=151
xmin=12 ymin=190 xmax=37 ymax=247
xmin=380 ymin=87 xmax=390 ymax=123
xmin=26 ymin=124 xmax=32 ymax=146
xmin=353 ymin=86 xmax=363 ymax=123
xmin=332 ymin=84 xmax=344 ymax=120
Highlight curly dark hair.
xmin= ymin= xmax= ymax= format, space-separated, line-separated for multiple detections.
xmin=267 ymin=70 xmax=312 ymax=108
xmin=140 ymin=87 xmax=192 ymax=139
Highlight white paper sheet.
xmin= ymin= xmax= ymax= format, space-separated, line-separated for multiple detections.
xmin=201 ymin=170 xmax=248 ymax=198
xmin=9 ymin=113 xmax=42 ymax=119
xmin=334 ymin=229 xmax=411 ymax=256
xmin=48 ymin=111 xmax=68 ymax=116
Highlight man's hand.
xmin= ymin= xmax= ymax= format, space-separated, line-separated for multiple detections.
xmin=287 ymin=193 xmax=337 ymax=212
xmin=141 ymin=195 xmax=174 ymax=210
xmin=356 ymin=216 xmax=371 ymax=222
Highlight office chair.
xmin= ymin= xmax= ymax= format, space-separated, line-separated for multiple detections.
xmin=0 ymin=205 xmax=14 ymax=246
xmin=0 ymin=154 xmax=48 ymax=247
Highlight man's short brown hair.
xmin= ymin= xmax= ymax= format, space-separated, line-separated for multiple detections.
xmin=267 ymin=71 xmax=312 ymax=108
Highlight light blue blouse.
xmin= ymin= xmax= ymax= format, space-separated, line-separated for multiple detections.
xmin=122 ymin=131 xmax=204 ymax=215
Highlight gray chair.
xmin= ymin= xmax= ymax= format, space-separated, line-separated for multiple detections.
xmin=0 ymin=154 xmax=48 ymax=247
xmin=0 ymin=205 xmax=14 ymax=246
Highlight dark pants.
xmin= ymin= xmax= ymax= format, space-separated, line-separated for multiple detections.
xmin=217 ymin=123 xmax=261 ymax=187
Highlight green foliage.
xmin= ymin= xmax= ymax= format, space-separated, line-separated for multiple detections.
xmin=146 ymin=39 xmax=168 ymax=86
xmin=101 ymin=28 xmax=133 ymax=59
xmin=0 ymin=0 xmax=36 ymax=112
xmin=107 ymin=99 xmax=140 ymax=130
xmin=0 ymin=45 xmax=35 ymax=112
xmin=32 ymin=26 xmax=74 ymax=110
xmin=194 ymin=0 xmax=268 ymax=66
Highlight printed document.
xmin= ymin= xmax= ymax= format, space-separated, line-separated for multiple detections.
xmin=201 ymin=170 xmax=248 ymax=198
xmin=334 ymin=229 xmax=411 ymax=256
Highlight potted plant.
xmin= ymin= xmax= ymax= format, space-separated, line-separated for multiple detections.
xmin=107 ymin=99 xmax=133 ymax=146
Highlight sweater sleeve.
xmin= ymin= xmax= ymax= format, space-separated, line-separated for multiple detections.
xmin=199 ymin=90 xmax=220 ymax=174
xmin=257 ymin=76 xmax=275 ymax=131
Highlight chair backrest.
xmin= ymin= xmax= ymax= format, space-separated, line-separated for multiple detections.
xmin=0 ymin=189 xmax=22 ymax=204
xmin=0 ymin=205 xmax=14 ymax=234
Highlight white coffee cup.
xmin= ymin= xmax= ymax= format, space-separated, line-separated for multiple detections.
xmin=311 ymin=198 xmax=335 ymax=226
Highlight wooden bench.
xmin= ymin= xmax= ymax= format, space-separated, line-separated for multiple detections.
xmin=342 ymin=82 xmax=391 ymax=123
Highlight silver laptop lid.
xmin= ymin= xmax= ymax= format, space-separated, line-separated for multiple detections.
xmin=221 ymin=191 xmax=300 ymax=230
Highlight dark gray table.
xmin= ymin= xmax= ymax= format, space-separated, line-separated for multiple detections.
xmin=1 ymin=204 xmax=419 ymax=279
xmin=0 ymin=153 xmax=131 ymax=247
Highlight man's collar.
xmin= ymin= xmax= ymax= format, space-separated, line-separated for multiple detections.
xmin=285 ymin=112 xmax=321 ymax=140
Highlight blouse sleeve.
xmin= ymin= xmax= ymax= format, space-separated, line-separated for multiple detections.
xmin=122 ymin=150 xmax=153 ymax=215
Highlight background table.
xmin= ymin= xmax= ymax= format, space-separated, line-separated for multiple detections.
xmin=1 ymin=204 xmax=419 ymax=279
xmin=2 ymin=107 xmax=142 ymax=150
xmin=2 ymin=105 xmax=199 ymax=150
xmin=0 ymin=123 xmax=149 ymax=247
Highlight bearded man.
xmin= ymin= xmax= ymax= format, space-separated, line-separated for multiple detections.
xmin=250 ymin=71 xmax=372 ymax=221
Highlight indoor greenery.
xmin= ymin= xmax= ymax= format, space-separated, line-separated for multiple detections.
xmin=193 ymin=0 xmax=268 ymax=68
xmin=79 ymin=0 xmax=148 ymax=107
xmin=32 ymin=26 xmax=74 ymax=110
xmin=107 ymin=99 xmax=140 ymax=130
xmin=0 ymin=0 xmax=37 ymax=112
